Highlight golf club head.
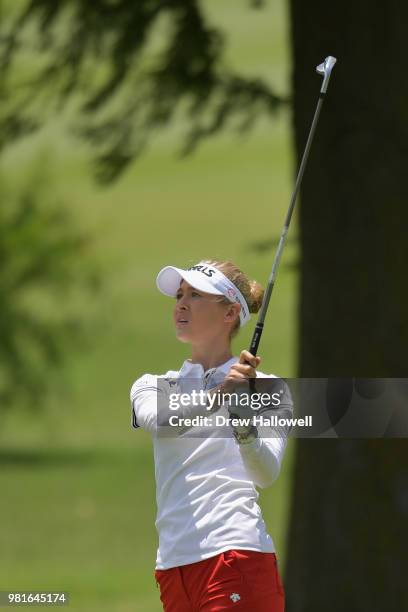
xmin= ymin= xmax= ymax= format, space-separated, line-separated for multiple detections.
xmin=316 ymin=55 xmax=337 ymax=93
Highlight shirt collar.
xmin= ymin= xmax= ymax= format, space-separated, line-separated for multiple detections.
xmin=179 ymin=355 xmax=238 ymax=378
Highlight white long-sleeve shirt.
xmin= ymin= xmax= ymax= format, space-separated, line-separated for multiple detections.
xmin=130 ymin=356 xmax=292 ymax=570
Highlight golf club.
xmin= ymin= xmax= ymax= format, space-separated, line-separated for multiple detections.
xmin=248 ymin=55 xmax=337 ymax=360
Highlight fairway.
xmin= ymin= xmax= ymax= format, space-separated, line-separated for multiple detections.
xmin=0 ymin=2 xmax=297 ymax=609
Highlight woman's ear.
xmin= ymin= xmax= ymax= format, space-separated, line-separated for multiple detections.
xmin=224 ymin=303 xmax=240 ymax=324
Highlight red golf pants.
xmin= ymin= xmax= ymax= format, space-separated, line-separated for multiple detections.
xmin=154 ymin=549 xmax=285 ymax=611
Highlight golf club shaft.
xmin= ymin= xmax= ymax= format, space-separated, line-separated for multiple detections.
xmin=248 ymin=56 xmax=336 ymax=358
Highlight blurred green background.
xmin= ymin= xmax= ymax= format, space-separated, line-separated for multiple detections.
xmin=0 ymin=1 xmax=297 ymax=609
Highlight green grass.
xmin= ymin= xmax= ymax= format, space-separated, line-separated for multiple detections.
xmin=0 ymin=1 xmax=295 ymax=609
xmin=0 ymin=446 xmax=158 ymax=611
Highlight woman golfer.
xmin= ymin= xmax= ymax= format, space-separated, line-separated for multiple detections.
xmin=130 ymin=259 xmax=292 ymax=611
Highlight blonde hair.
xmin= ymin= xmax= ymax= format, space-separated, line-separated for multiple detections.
xmin=201 ymin=259 xmax=264 ymax=338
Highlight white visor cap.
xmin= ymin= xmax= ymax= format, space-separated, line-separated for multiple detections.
xmin=156 ymin=262 xmax=250 ymax=327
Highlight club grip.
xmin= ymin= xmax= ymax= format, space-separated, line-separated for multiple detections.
xmin=248 ymin=322 xmax=264 ymax=357
xmin=247 ymin=323 xmax=264 ymax=393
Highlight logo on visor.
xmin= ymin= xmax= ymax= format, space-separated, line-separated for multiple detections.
xmin=188 ymin=265 xmax=216 ymax=278
xmin=227 ymin=288 xmax=236 ymax=299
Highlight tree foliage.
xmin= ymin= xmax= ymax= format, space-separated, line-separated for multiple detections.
xmin=0 ymin=171 xmax=99 ymax=412
xmin=1 ymin=0 xmax=285 ymax=182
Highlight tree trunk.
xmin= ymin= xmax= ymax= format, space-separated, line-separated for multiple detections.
xmin=285 ymin=1 xmax=408 ymax=610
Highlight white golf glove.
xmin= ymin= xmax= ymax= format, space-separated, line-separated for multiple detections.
xmin=227 ymin=392 xmax=258 ymax=444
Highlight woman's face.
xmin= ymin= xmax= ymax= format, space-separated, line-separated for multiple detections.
xmin=173 ymin=280 xmax=239 ymax=344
